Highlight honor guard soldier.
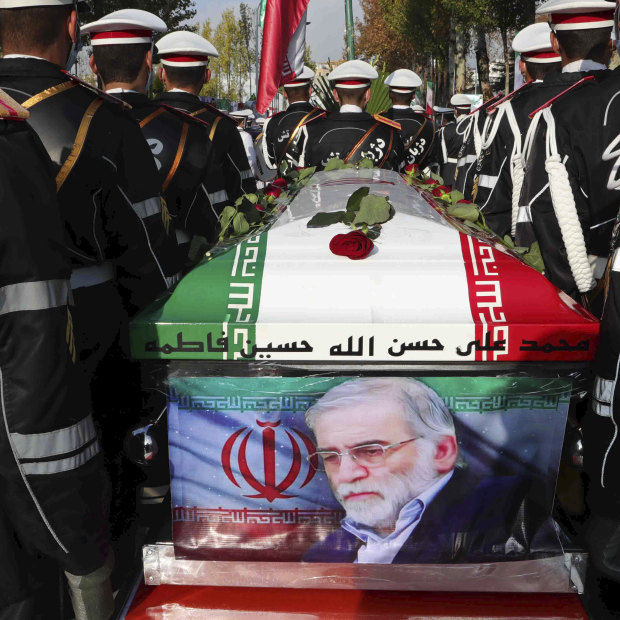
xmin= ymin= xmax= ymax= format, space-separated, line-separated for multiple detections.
xmin=0 ymin=0 xmax=181 ymax=378
xmin=83 ymin=10 xmax=219 ymax=262
xmin=467 ymin=23 xmax=562 ymax=238
xmin=0 ymin=90 xmax=112 ymax=619
xmin=383 ymin=69 xmax=438 ymax=169
xmin=300 ymin=59 xmax=404 ymax=170
xmin=258 ymin=66 xmax=325 ymax=175
xmin=155 ymin=30 xmax=257 ymax=215
xmin=230 ymin=107 xmax=261 ymax=179
xmin=437 ymin=94 xmax=471 ymax=185
xmin=515 ymin=0 xmax=616 ymax=300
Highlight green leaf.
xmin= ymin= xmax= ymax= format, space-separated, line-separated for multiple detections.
xmin=232 ymin=212 xmax=250 ymax=236
xmin=447 ymin=203 xmax=480 ymax=222
xmin=324 ymin=158 xmax=345 ymax=171
xmin=357 ymin=157 xmax=374 ymax=169
xmin=243 ymin=206 xmax=262 ymax=224
xmin=523 ymin=242 xmax=545 ymax=273
xmin=366 ymin=225 xmax=382 ymax=240
xmin=346 ymin=187 xmax=371 ymax=214
xmin=449 ymin=190 xmax=465 ymax=204
xmin=245 ymin=193 xmax=259 ymax=204
xmin=430 ymin=171 xmax=444 ymax=184
xmin=342 ymin=210 xmax=355 ymax=225
xmin=306 ymin=211 xmax=345 ymax=228
xmin=218 ymin=206 xmax=237 ymax=235
xmin=298 ymin=166 xmax=316 ymax=180
xmin=502 ymin=235 xmax=515 ymax=249
xmin=352 ymin=194 xmax=393 ymax=226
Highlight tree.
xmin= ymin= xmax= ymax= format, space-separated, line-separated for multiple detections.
xmin=304 ymin=44 xmax=316 ymax=71
xmin=90 ymin=0 xmax=196 ymax=31
xmin=238 ymin=3 xmax=257 ymax=96
xmin=212 ymin=9 xmax=245 ymax=101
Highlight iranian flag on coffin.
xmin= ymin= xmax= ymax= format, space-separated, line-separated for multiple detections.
xmin=130 ymin=169 xmax=598 ymax=364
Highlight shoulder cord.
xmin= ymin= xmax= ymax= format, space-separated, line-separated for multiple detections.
xmin=543 ymin=107 xmax=596 ymax=292
xmin=501 ymin=103 xmax=524 ymax=237
xmin=260 ymin=117 xmax=274 ymax=169
xmin=473 ymin=114 xmax=483 ymax=158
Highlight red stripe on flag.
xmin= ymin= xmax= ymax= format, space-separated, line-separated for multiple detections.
xmin=257 ymin=0 xmax=310 ymax=114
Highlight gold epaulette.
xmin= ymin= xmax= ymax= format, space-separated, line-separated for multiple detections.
xmin=0 ymin=89 xmax=29 ymax=120
xmin=373 ymin=113 xmax=401 ymax=130
xmin=529 ymin=75 xmax=595 ymax=119
xmin=61 ymin=71 xmax=132 ymax=110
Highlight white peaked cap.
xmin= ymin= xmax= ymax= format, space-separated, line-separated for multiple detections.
xmin=384 ymin=69 xmax=423 ymax=93
xmin=230 ymin=108 xmax=254 ymax=118
xmin=412 ymin=104 xmax=426 ymax=113
xmin=0 ymin=0 xmax=89 ymax=8
xmin=536 ymin=0 xmax=616 ymax=30
xmin=255 ymin=117 xmax=266 ymax=125
xmin=283 ymin=65 xmax=315 ymax=87
xmin=512 ymin=23 xmax=561 ymax=63
xmin=434 ymin=106 xmax=454 ymax=114
xmin=157 ymin=31 xmax=219 ymax=67
xmin=82 ymin=9 xmax=166 ymax=46
xmin=450 ymin=94 xmax=471 ymax=108
xmin=327 ymin=59 xmax=378 ymax=89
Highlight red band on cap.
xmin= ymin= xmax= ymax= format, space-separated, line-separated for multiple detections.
xmin=91 ymin=29 xmax=153 ymax=41
xmin=161 ymin=54 xmax=210 ymax=63
xmin=522 ymin=51 xmax=561 ymax=60
xmin=335 ymin=79 xmax=370 ymax=86
xmin=551 ymin=10 xmax=615 ymax=26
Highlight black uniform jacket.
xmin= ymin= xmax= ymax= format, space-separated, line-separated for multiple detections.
xmin=438 ymin=117 xmax=467 ymax=186
xmin=0 ymin=115 xmax=109 ymax=606
xmin=473 ymin=79 xmax=564 ymax=238
xmin=0 ymin=58 xmax=180 ymax=313
xmin=516 ymin=69 xmax=616 ymax=298
xmin=304 ymin=468 xmax=558 ymax=564
xmin=116 ymin=92 xmax=219 ymax=250
xmin=262 ymin=101 xmax=325 ymax=169
xmin=156 ymin=91 xmax=257 ymax=213
xmin=301 ymin=110 xmax=405 ymax=171
xmin=383 ymin=106 xmax=438 ymax=168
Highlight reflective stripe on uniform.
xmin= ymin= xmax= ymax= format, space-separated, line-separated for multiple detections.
xmin=11 ymin=415 xmax=97 ymax=460
xmin=132 ymin=197 xmax=162 ymax=220
xmin=446 ymin=157 xmax=458 ymax=164
xmin=208 ymin=189 xmax=229 ymax=205
xmin=457 ymin=154 xmax=477 ymax=167
xmin=21 ymin=442 xmax=100 ymax=476
xmin=239 ymin=169 xmax=254 ymax=180
xmin=479 ymin=174 xmax=498 ymax=189
xmin=0 ymin=279 xmax=69 ymax=317
xmin=517 ymin=205 xmax=532 ymax=224
xmin=612 ymin=249 xmax=620 ymax=272
xmin=70 ymin=262 xmax=114 ymax=290
xmin=593 ymin=376 xmax=614 ymax=418
xmin=588 ymin=255 xmax=608 ymax=280
xmin=175 ymin=229 xmax=191 ymax=244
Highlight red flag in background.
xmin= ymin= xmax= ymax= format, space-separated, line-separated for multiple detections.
xmin=257 ymin=0 xmax=310 ymax=114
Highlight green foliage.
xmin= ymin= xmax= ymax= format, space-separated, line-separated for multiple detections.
xmin=366 ymin=66 xmax=392 ymax=115
xmin=307 ymin=211 xmax=345 ymax=228
xmin=352 ymin=194 xmax=393 ymax=227
xmin=313 ymin=74 xmax=339 ymax=113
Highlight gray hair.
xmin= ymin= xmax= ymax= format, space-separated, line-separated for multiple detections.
xmin=305 ymin=377 xmax=456 ymax=445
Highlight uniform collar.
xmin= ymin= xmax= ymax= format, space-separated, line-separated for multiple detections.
xmin=392 ymin=104 xmax=411 ymax=109
xmin=340 ymin=104 xmax=363 ymax=113
xmin=3 ymin=54 xmax=47 ymax=61
xmin=0 ymin=56 xmax=64 ymax=78
xmin=105 ymin=88 xmax=140 ymax=94
xmin=562 ymin=59 xmax=607 ymax=73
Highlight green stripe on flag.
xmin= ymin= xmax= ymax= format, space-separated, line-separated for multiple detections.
xmin=259 ymin=0 xmax=267 ymax=28
xmin=130 ymin=234 xmax=269 ymax=360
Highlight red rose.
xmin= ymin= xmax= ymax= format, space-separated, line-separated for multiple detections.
xmin=271 ymin=177 xmax=287 ymax=188
xmin=423 ymin=178 xmax=439 ymax=186
xmin=255 ymin=204 xmax=266 ymax=211
xmin=329 ymin=231 xmax=374 ymax=260
xmin=432 ymin=185 xmax=450 ymax=197
xmin=457 ymin=199 xmax=473 ymax=204
xmin=404 ymin=163 xmax=419 ymax=173
xmin=264 ymin=186 xmax=282 ymax=198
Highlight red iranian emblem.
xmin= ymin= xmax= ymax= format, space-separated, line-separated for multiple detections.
xmin=221 ymin=419 xmax=319 ymax=502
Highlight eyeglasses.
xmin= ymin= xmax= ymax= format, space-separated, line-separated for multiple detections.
xmin=307 ymin=437 xmax=421 ymax=472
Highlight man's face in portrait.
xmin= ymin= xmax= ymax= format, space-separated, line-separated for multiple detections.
xmin=313 ymin=396 xmax=441 ymax=531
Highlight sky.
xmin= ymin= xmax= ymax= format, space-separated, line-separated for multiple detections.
xmin=194 ymin=0 xmax=363 ymax=63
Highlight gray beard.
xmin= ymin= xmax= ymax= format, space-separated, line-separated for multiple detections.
xmin=332 ymin=441 xmax=440 ymax=532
